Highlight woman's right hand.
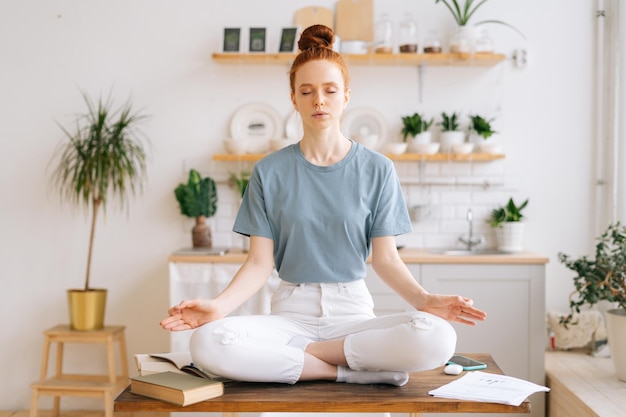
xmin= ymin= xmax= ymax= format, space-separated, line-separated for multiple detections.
xmin=160 ymin=299 xmax=225 ymax=331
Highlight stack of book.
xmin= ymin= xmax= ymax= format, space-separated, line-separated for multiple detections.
xmin=131 ymin=351 xmax=225 ymax=406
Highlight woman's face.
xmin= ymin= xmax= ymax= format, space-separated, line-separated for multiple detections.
xmin=291 ymin=59 xmax=350 ymax=132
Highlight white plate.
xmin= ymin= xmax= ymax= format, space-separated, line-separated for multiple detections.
xmin=341 ymin=107 xmax=388 ymax=150
xmin=230 ymin=103 xmax=283 ymax=141
xmin=285 ymin=110 xmax=303 ymax=141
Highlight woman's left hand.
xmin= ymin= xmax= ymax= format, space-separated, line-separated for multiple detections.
xmin=419 ymin=294 xmax=487 ymax=326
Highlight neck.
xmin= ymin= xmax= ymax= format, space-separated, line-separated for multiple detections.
xmin=299 ymin=130 xmax=352 ymax=166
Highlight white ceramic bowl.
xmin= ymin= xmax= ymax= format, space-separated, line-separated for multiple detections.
xmin=386 ymin=142 xmax=408 ymax=155
xmin=223 ymin=139 xmax=250 ymax=155
xmin=452 ymin=143 xmax=475 ymax=154
xmin=415 ymin=143 xmax=440 ymax=155
xmin=341 ymin=40 xmax=368 ymax=54
xmin=480 ymin=143 xmax=503 ymax=154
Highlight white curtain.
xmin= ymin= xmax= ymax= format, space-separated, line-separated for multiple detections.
xmin=595 ymin=0 xmax=626 ymax=232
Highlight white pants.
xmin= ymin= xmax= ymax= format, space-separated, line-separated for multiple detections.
xmin=190 ymin=279 xmax=456 ymax=384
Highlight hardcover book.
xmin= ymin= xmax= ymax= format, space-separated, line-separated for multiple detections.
xmin=130 ymin=371 xmax=224 ymax=406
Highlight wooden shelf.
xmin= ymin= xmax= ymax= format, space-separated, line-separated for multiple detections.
xmin=212 ymin=52 xmax=506 ymax=67
xmin=213 ymin=153 xmax=505 ymax=162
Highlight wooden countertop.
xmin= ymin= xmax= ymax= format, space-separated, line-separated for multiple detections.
xmin=169 ymin=248 xmax=549 ymax=265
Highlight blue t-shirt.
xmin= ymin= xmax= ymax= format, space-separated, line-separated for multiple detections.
xmin=233 ymin=141 xmax=412 ymax=283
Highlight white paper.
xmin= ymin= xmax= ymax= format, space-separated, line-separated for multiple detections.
xmin=428 ymin=371 xmax=550 ymax=406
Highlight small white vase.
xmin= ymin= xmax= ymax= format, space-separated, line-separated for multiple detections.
xmin=408 ymin=132 xmax=432 ymax=152
xmin=439 ymin=131 xmax=465 ymax=153
xmin=605 ymin=309 xmax=626 ymax=381
xmin=495 ymin=222 xmax=524 ymax=252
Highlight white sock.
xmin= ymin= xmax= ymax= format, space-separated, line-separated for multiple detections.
xmin=336 ymin=366 xmax=409 ymax=387
xmin=288 ymin=335 xmax=314 ymax=351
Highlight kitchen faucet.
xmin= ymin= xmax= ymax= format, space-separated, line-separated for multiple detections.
xmin=459 ymin=208 xmax=485 ymax=251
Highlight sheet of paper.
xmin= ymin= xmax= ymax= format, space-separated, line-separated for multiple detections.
xmin=429 ymin=371 xmax=550 ymax=406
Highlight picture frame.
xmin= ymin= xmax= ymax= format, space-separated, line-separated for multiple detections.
xmin=222 ymin=28 xmax=241 ymax=53
xmin=278 ymin=27 xmax=298 ymax=53
xmin=248 ymin=27 xmax=267 ymax=53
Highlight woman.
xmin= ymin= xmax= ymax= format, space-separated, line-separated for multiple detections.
xmin=161 ymin=24 xmax=486 ymax=387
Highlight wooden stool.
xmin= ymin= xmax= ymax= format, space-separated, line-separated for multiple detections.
xmin=30 ymin=324 xmax=129 ymax=417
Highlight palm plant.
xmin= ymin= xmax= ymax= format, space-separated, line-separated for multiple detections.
xmin=434 ymin=0 xmax=525 ymax=38
xmin=230 ymin=171 xmax=250 ymax=199
xmin=50 ymin=91 xmax=150 ymax=291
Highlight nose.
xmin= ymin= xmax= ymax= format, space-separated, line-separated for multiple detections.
xmin=313 ymin=91 xmax=324 ymax=108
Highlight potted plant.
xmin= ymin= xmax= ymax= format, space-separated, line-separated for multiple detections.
xmin=469 ymin=114 xmax=501 ymax=153
xmin=230 ymin=171 xmax=250 ymax=252
xmin=558 ymin=222 xmax=626 ymax=381
xmin=438 ymin=111 xmax=465 ymax=153
xmin=487 ymin=197 xmax=528 ymax=252
xmin=401 ymin=112 xmax=434 ymax=153
xmin=435 ymin=0 xmax=525 ymax=53
xmin=50 ymin=91 xmax=150 ymax=331
xmin=175 ymin=169 xmax=218 ymax=249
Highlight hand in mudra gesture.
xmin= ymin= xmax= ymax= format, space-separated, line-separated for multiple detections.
xmin=420 ymin=294 xmax=487 ymax=326
xmin=160 ymin=299 xmax=225 ymax=331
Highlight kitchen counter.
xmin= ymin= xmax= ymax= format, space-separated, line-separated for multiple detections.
xmin=168 ymin=248 xmax=549 ymax=265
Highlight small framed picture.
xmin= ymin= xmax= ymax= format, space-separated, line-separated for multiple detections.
xmin=249 ymin=27 xmax=266 ymax=53
xmin=222 ymin=28 xmax=241 ymax=52
xmin=278 ymin=27 xmax=298 ymax=53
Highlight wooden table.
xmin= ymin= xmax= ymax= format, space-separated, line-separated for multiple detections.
xmin=114 ymin=353 xmax=529 ymax=416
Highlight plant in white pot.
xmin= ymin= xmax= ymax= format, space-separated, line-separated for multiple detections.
xmin=469 ymin=114 xmax=501 ymax=154
xmin=558 ymin=222 xmax=626 ymax=381
xmin=401 ymin=112 xmax=434 ymax=153
xmin=438 ymin=112 xmax=465 ymax=153
xmin=175 ymin=169 xmax=218 ymax=248
xmin=487 ymin=197 xmax=528 ymax=252
xmin=50 ymin=91 xmax=150 ymax=331
xmin=434 ymin=0 xmax=525 ymax=54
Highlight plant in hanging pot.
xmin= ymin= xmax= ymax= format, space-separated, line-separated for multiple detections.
xmin=50 ymin=91 xmax=150 ymax=331
xmin=438 ymin=111 xmax=465 ymax=153
xmin=558 ymin=222 xmax=626 ymax=381
xmin=487 ymin=197 xmax=528 ymax=252
xmin=175 ymin=169 xmax=218 ymax=249
xmin=401 ymin=112 xmax=434 ymax=153
xmin=434 ymin=0 xmax=525 ymax=54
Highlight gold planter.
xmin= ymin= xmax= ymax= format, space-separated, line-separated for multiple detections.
xmin=67 ymin=288 xmax=107 ymax=330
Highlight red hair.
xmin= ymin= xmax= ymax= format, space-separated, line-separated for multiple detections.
xmin=289 ymin=25 xmax=350 ymax=94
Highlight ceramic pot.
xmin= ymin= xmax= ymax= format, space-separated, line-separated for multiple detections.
xmin=605 ymin=308 xmax=626 ymax=381
xmin=408 ymin=132 xmax=432 ymax=152
xmin=439 ymin=131 xmax=465 ymax=153
xmin=192 ymin=215 xmax=212 ymax=248
xmin=450 ymin=25 xmax=475 ymax=54
xmin=67 ymin=288 xmax=107 ymax=331
xmin=495 ymin=222 xmax=524 ymax=252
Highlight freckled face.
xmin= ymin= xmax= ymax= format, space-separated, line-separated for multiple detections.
xmin=291 ymin=59 xmax=350 ymax=131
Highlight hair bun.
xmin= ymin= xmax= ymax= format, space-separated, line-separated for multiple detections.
xmin=297 ymin=24 xmax=334 ymax=51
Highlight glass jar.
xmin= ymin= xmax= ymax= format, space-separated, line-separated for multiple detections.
xmin=449 ymin=26 xmax=475 ymax=54
xmin=398 ymin=13 xmax=418 ymax=53
xmin=423 ymin=30 xmax=442 ymax=53
xmin=374 ymin=13 xmax=393 ymax=54
xmin=475 ymin=29 xmax=494 ymax=54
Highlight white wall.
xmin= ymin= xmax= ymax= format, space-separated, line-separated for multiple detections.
xmin=0 ymin=0 xmax=596 ymax=410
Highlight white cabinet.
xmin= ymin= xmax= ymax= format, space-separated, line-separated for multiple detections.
xmin=367 ymin=263 xmax=546 ymax=417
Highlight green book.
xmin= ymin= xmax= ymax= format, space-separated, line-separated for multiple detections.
xmin=130 ymin=371 xmax=224 ymax=406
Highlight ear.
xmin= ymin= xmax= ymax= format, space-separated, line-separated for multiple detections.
xmin=343 ymin=88 xmax=351 ymax=108
xmin=290 ymin=92 xmax=297 ymax=110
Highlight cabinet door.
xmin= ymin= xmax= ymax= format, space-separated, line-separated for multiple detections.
xmin=168 ymin=262 xmax=280 ymax=351
xmin=365 ymin=264 xmax=416 ymax=315
xmin=421 ymin=264 xmax=546 ymax=417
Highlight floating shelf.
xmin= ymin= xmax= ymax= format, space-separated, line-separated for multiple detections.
xmin=213 ymin=153 xmax=505 ymax=162
xmin=212 ymin=52 xmax=506 ymax=67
